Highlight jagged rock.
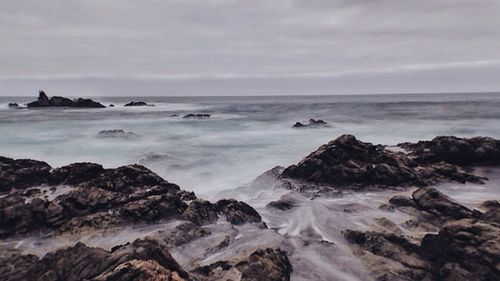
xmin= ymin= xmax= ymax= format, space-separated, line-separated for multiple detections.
xmin=0 ymin=238 xmax=188 ymax=281
xmin=480 ymin=200 xmax=500 ymax=223
xmin=411 ymin=187 xmax=480 ymax=220
xmin=421 ymin=219 xmax=500 ymax=281
xmin=215 ymin=199 xmax=262 ymax=225
xmin=0 ymin=156 xmax=51 ymax=192
xmin=192 ymin=248 xmax=292 ymax=281
xmin=281 ymin=134 xmax=483 ymax=190
xmin=292 ymin=119 xmax=330 ymax=128
xmin=346 ymin=187 xmax=500 ymax=281
xmin=399 ymin=136 xmax=500 ymax=165
xmin=0 ymin=157 xmax=263 ymax=237
xmin=26 ymin=90 xmax=106 ymax=108
xmin=124 ymin=101 xmax=148 ymax=107
xmin=183 ymin=113 xmax=211 ymax=119
xmin=97 ymin=129 xmax=139 ymax=139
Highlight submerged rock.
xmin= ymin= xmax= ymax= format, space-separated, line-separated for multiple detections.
xmin=124 ymin=101 xmax=149 ymax=107
xmin=183 ymin=113 xmax=211 ymax=119
xmin=26 ymin=90 xmax=106 ymax=108
xmin=97 ymin=129 xmax=139 ymax=139
xmin=7 ymin=103 xmax=19 ymax=109
xmin=292 ymin=119 xmax=330 ymax=128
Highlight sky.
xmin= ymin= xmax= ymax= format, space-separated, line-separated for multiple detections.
xmin=1 ymin=0 xmax=500 ymax=96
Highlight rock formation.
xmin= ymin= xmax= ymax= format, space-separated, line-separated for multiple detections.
xmin=345 ymin=187 xmax=500 ymax=281
xmin=26 ymin=91 xmax=106 ymax=108
xmin=183 ymin=113 xmax=211 ymax=119
xmin=292 ymin=119 xmax=330 ymax=128
xmin=124 ymin=101 xmax=149 ymax=107
xmin=281 ymin=134 xmax=484 ymax=190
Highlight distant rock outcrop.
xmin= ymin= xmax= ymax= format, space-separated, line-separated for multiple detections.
xmin=97 ymin=129 xmax=139 ymax=139
xmin=292 ymin=119 xmax=330 ymax=128
xmin=26 ymin=91 xmax=106 ymax=108
xmin=124 ymin=101 xmax=149 ymax=107
xmin=183 ymin=113 xmax=211 ymax=119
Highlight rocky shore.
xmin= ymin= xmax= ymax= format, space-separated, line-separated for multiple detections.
xmin=1 ymin=134 xmax=499 ymax=281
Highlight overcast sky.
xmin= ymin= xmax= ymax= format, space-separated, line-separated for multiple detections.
xmin=1 ymin=0 xmax=500 ymax=96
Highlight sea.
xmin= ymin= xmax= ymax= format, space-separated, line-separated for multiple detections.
xmin=1 ymin=93 xmax=500 ymax=280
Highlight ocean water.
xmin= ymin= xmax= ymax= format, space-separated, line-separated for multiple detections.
xmin=1 ymin=93 xmax=500 ymax=198
xmin=3 ymin=93 xmax=500 ymax=281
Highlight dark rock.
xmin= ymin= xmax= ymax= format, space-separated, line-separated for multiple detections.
xmin=124 ymin=101 xmax=148 ymax=107
xmin=346 ymin=187 xmax=500 ymax=281
xmin=480 ymin=200 xmax=500 ymax=224
xmin=0 ymin=156 xmax=52 ymax=192
xmin=292 ymin=119 xmax=330 ymax=128
xmin=237 ymin=248 xmax=293 ymax=281
xmin=0 ymin=238 xmax=188 ymax=281
xmin=183 ymin=113 xmax=211 ymax=119
xmin=420 ymin=219 xmax=500 ymax=281
xmin=71 ymin=98 xmax=106 ymax=108
xmin=26 ymin=90 xmax=105 ymax=108
xmin=97 ymin=129 xmax=139 ymax=139
xmin=399 ymin=136 xmax=500 ymax=165
xmin=181 ymin=199 xmax=218 ymax=225
xmin=215 ymin=199 xmax=262 ymax=225
xmin=50 ymin=162 xmax=105 ymax=185
xmin=109 ymin=104 xmax=115 ymax=107
xmin=281 ymin=134 xmax=485 ymax=191
xmin=192 ymin=248 xmax=292 ymax=281
xmin=7 ymin=103 xmax=19 ymax=108
xmin=411 ymin=187 xmax=480 ymax=220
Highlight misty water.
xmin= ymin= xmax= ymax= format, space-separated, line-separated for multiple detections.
xmin=2 ymin=93 xmax=500 ymax=281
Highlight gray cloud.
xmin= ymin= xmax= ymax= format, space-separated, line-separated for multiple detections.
xmin=1 ymin=0 xmax=499 ymax=95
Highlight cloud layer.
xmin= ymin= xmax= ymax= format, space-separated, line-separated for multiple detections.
xmin=1 ymin=0 xmax=500 ymax=95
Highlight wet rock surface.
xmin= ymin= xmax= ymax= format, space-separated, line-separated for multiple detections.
xmin=26 ymin=91 xmax=106 ymax=108
xmin=345 ymin=187 xmax=500 ymax=281
xmin=0 ymin=156 xmax=262 ymax=238
xmin=0 ymin=155 xmax=284 ymax=281
xmin=281 ymin=134 xmax=488 ymax=191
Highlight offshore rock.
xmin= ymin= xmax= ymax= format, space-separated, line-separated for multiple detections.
xmin=292 ymin=119 xmax=330 ymax=128
xmin=26 ymin=90 xmax=106 ymax=108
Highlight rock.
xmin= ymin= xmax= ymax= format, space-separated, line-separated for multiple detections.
xmin=411 ymin=187 xmax=480 ymax=220
xmin=109 ymin=104 xmax=115 ymax=107
xmin=183 ymin=113 xmax=211 ymax=119
xmin=236 ymin=248 xmax=293 ymax=281
xmin=26 ymin=90 xmax=106 ymax=108
xmin=292 ymin=119 xmax=330 ymax=128
xmin=192 ymin=248 xmax=292 ymax=281
xmin=0 ymin=156 xmax=263 ymax=237
xmin=0 ymin=156 xmax=52 ymax=192
xmin=346 ymin=188 xmax=500 ymax=281
xmin=215 ymin=199 xmax=262 ymax=225
xmin=480 ymin=200 xmax=500 ymax=224
xmin=7 ymin=103 xmax=19 ymax=108
xmin=420 ymin=219 xmax=500 ymax=281
xmin=0 ymin=238 xmax=188 ymax=281
xmin=399 ymin=136 xmax=500 ymax=165
xmin=282 ymin=134 xmax=483 ymax=190
xmin=71 ymin=98 xmax=106 ymax=108
xmin=97 ymin=129 xmax=139 ymax=139
xmin=124 ymin=101 xmax=148 ymax=107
